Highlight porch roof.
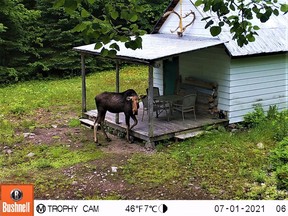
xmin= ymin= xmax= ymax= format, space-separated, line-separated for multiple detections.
xmin=73 ymin=33 xmax=224 ymax=64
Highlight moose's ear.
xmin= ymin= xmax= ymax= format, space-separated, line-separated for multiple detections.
xmin=126 ymin=96 xmax=132 ymax=101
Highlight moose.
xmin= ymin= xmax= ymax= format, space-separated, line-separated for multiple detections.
xmin=93 ymin=89 xmax=140 ymax=144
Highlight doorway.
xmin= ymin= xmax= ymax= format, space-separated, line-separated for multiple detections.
xmin=163 ymin=57 xmax=179 ymax=95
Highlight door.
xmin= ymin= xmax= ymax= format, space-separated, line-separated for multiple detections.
xmin=163 ymin=57 xmax=179 ymax=95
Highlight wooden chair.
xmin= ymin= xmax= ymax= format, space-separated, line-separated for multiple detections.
xmin=172 ymin=94 xmax=197 ymax=121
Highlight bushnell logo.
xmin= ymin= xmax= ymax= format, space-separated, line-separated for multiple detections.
xmin=10 ymin=188 xmax=23 ymax=202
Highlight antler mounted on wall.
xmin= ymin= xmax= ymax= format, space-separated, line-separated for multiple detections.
xmin=163 ymin=0 xmax=196 ymax=37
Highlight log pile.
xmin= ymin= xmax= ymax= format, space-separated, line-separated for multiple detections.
xmin=182 ymin=77 xmax=219 ymax=117
xmin=208 ymin=87 xmax=218 ymax=115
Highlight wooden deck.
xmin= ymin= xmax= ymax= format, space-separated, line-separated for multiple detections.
xmin=80 ymin=103 xmax=228 ymax=143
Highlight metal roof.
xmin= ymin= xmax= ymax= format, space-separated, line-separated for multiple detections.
xmin=208 ymin=3 xmax=288 ymax=56
xmin=73 ymin=34 xmax=224 ymax=64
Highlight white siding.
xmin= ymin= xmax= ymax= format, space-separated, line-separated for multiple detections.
xmin=153 ymin=62 xmax=164 ymax=95
xmin=229 ymin=54 xmax=288 ymax=123
xmin=159 ymin=0 xmax=211 ymax=38
xmin=179 ymin=46 xmax=230 ymax=111
xmin=286 ymin=53 xmax=288 ymax=108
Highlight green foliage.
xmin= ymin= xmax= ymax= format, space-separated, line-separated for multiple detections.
xmin=243 ymin=104 xmax=266 ymax=128
xmin=165 ymin=127 xmax=278 ymax=199
xmin=35 ymin=0 xmax=112 ymax=78
xmin=272 ymin=110 xmax=288 ymax=141
xmin=0 ymin=0 xmax=41 ymax=84
xmin=244 ymin=173 xmax=288 ymax=200
xmin=243 ymin=105 xmax=288 ymax=193
xmin=275 ymin=164 xmax=288 ymax=190
xmin=0 ymin=0 xmax=167 ymax=83
xmin=0 ymin=118 xmax=23 ymax=147
xmin=194 ymin=0 xmax=288 ymax=47
xmin=244 ymin=105 xmax=288 ymax=141
xmin=270 ymin=137 xmax=288 ymax=189
xmin=54 ymin=0 xmax=148 ymax=57
xmin=68 ymin=118 xmax=81 ymax=127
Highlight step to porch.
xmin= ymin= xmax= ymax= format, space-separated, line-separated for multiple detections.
xmin=175 ymin=130 xmax=204 ymax=141
xmin=79 ymin=118 xmax=94 ymax=128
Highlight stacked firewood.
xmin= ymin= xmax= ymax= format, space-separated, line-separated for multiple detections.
xmin=208 ymin=87 xmax=218 ymax=115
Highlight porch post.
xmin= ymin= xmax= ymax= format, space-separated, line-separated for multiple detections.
xmin=146 ymin=64 xmax=155 ymax=149
xmin=81 ymin=53 xmax=87 ymax=116
xmin=115 ymin=60 xmax=120 ymax=124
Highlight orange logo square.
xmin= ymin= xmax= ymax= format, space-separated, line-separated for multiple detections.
xmin=0 ymin=184 xmax=34 ymax=216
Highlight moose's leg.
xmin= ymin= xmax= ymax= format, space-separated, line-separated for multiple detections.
xmin=130 ymin=115 xmax=138 ymax=130
xmin=125 ymin=114 xmax=131 ymax=142
xmin=99 ymin=113 xmax=111 ymax=142
xmin=101 ymin=121 xmax=111 ymax=142
xmin=93 ymin=117 xmax=99 ymax=144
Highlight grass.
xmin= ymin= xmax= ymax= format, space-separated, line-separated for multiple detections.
xmin=123 ymin=152 xmax=185 ymax=186
xmin=0 ymin=64 xmax=148 ymax=144
xmin=168 ymin=129 xmax=276 ymax=199
xmin=0 ymin=64 xmax=148 ymax=116
xmin=122 ymin=122 xmax=280 ymax=199
xmin=0 ymin=142 xmax=104 ymax=179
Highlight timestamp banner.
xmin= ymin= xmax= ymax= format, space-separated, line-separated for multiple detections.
xmin=32 ymin=200 xmax=288 ymax=216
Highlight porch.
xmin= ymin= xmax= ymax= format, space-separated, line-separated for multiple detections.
xmin=80 ymin=104 xmax=228 ymax=143
xmin=74 ymin=34 xmax=227 ymax=148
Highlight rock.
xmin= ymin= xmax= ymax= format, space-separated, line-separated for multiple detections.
xmin=23 ymin=133 xmax=35 ymax=138
xmin=229 ymin=124 xmax=237 ymax=129
xmin=27 ymin=152 xmax=35 ymax=157
xmin=71 ymin=181 xmax=78 ymax=186
xmin=257 ymin=142 xmax=264 ymax=149
xmin=51 ymin=125 xmax=58 ymax=128
xmin=111 ymin=166 xmax=118 ymax=173
xmin=5 ymin=149 xmax=13 ymax=155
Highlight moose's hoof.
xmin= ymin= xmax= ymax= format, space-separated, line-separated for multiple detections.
xmin=128 ymin=136 xmax=134 ymax=143
xmin=94 ymin=139 xmax=101 ymax=146
xmin=106 ymin=137 xmax=112 ymax=142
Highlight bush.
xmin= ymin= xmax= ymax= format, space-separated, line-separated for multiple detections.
xmin=245 ymin=173 xmax=288 ymax=200
xmin=244 ymin=105 xmax=288 ymax=141
xmin=270 ymin=137 xmax=288 ymax=168
xmin=243 ymin=104 xmax=266 ymax=128
xmin=272 ymin=110 xmax=288 ymax=141
xmin=270 ymin=137 xmax=288 ymax=190
xmin=275 ymin=165 xmax=288 ymax=190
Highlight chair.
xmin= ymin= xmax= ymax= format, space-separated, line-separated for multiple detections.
xmin=172 ymin=94 xmax=197 ymax=121
xmin=141 ymin=95 xmax=149 ymax=121
xmin=141 ymin=95 xmax=166 ymax=121
xmin=146 ymin=87 xmax=169 ymax=118
xmin=149 ymin=87 xmax=161 ymax=97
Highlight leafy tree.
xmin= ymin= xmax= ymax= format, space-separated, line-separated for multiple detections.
xmin=54 ymin=0 xmax=149 ymax=56
xmin=195 ymin=0 xmax=288 ymax=47
xmin=0 ymin=0 xmax=40 ymax=83
xmin=136 ymin=0 xmax=170 ymax=32
xmin=35 ymin=0 xmax=113 ymax=77
xmin=35 ymin=0 xmax=84 ymax=77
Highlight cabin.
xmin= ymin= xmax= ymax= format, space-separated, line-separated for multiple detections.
xmin=74 ymin=0 xmax=288 ymax=148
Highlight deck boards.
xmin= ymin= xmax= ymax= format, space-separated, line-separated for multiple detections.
xmin=83 ymin=105 xmax=228 ymax=142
